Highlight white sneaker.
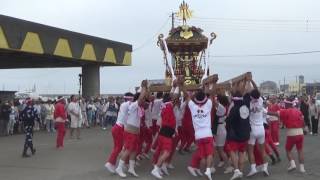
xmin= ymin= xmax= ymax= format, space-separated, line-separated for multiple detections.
xmin=299 ymin=164 xmax=306 ymax=173
xmin=224 ymin=166 xmax=234 ymax=174
xmin=104 ymin=162 xmax=115 ymax=174
xmin=187 ymin=166 xmax=198 ymax=177
xmin=128 ymin=168 xmax=139 ymax=177
xmin=231 ymin=170 xmax=243 ymax=180
xmin=167 ymin=163 xmax=175 ymax=169
xmin=300 ymin=167 xmax=306 ymax=173
xmin=217 ymin=161 xmax=225 ymax=168
xmin=195 ymin=168 xmax=203 ymax=176
xmin=161 ymin=164 xmax=170 ymax=176
xmin=205 ymin=169 xmax=213 ymax=180
xmin=151 ymin=168 xmax=163 ymax=179
xmin=288 ymin=164 xmax=296 ymax=172
xmin=262 ymin=168 xmax=269 ymax=176
xmin=247 ymin=168 xmax=257 ymax=177
xmin=115 ymin=166 xmax=127 ymax=178
xmin=262 ymin=163 xmax=269 ymax=176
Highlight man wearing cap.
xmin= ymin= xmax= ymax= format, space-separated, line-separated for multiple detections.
xmin=20 ymin=98 xmax=39 ymax=157
xmin=105 ymin=92 xmax=134 ymax=173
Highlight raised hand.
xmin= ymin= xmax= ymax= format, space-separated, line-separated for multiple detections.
xmin=141 ymin=80 xmax=148 ymax=88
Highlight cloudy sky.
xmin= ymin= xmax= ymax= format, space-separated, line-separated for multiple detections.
xmin=1 ymin=0 xmax=320 ymax=94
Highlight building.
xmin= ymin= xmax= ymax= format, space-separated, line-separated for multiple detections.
xmin=0 ymin=91 xmax=16 ymax=102
xmin=280 ymin=84 xmax=289 ymax=93
xmin=301 ymin=83 xmax=320 ymax=95
xmin=260 ymin=81 xmax=278 ymax=95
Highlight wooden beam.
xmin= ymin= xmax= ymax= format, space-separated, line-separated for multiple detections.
xmin=149 ymin=84 xmax=200 ymax=92
xmin=202 ymin=74 xmax=219 ymax=85
xmin=219 ymin=72 xmax=251 ymax=85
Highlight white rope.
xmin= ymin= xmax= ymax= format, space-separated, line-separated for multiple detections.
xmin=201 ymin=38 xmax=211 ymax=82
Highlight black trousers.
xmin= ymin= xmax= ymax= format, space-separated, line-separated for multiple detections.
xmin=304 ymin=116 xmax=311 ymax=132
xmin=311 ymin=116 xmax=319 ymax=134
xmin=23 ymin=125 xmax=34 ymax=154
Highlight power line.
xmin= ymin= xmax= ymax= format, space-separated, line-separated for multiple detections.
xmin=174 ymin=18 xmax=320 ymax=32
xmin=133 ymin=17 xmax=170 ymax=52
xmin=212 ymin=50 xmax=320 ymax=58
xmin=192 ymin=16 xmax=320 ymax=22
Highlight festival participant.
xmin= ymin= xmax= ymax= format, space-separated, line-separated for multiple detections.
xmin=300 ymin=97 xmax=311 ymax=134
xmin=115 ymin=80 xmax=148 ymax=178
xmin=7 ymin=101 xmax=17 ymax=135
xmin=254 ymin=103 xmax=280 ymax=170
xmin=20 ymin=98 xmax=39 ymax=158
xmin=181 ymin=83 xmax=215 ymax=180
xmin=179 ymin=98 xmax=195 ymax=153
xmin=264 ymin=122 xmax=281 ymax=164
xmin=105 ymin=92 xmax=134 ymax=173
xmin=263 ymin=100 xmax=281 ymax=163
xmin=104 ymin=97 xmax=119 ymax=128
xmin=268 ymin=95 xmax=281 ymax=145
xmin=142 ymin=95 xmax=154 ymax=158
xmin=309 ymin=98 xmax=318 ymax=135
xmin=68 ymin=95 xmax=81 ymax=139
xmin=269 ymin=97 xmax=306 ymax=173
xmin=166 ymin=96 xmax=185 ymax=169
xmin=151 ymin=89 xmax=177 ymax=179
xmin=226 ymin=90 xmax=251 ymax=180
xmin=151 ymin=92 xmax=163 ymax=151
xmin=213 ymin=95 xmax=233 ymax=173
xmin=54 ymin=97 xmax=67 ymax=149
xmin=152 ymin=92 xmax=163 ymax=136
xmin=45 ymin=100 xmax=55 ymax=133
xmin=246 ymin=89 xmax=269 ymax=177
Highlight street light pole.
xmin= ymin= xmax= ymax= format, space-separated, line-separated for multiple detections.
xmin=78 ymin=73 xmax=82 ymax=98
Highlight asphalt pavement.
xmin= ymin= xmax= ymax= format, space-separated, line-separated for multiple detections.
xmin=0 ymin=127 xmax=319 ymax=180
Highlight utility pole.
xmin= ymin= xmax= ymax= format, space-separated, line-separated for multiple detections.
xmin=283 ymin=77 xmax=286 ymax=93
xmin=170 ymin=12 xmax=175 ymax=30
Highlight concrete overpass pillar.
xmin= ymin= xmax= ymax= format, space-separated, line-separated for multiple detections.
xmin=82 ymin=65 xmax=100 ymax=97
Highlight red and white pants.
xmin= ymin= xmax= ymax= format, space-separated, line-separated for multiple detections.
xmin=107 ymin=124 xmax=124 ymax=165
xmin=152 ymin=135 xmax=173 ymax=164
xmin=270 ymin=121 xmax=280 ymax=144
xmin=56 ymin=122 xmax=65 ymax=148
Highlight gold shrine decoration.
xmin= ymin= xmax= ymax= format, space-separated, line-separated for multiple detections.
xmin=177 ymin=1 xmax=193 ymax=25
xmin=180 ymin=25 xmax=193 ymax=39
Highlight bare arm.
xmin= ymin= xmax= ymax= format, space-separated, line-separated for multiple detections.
xmin=267 ymin=111 xmax=279 ymax=117
xmin=138 ymin=80 xmax=148 ymax=106
xmin=177 ymin=76 xmax=191 ymax=103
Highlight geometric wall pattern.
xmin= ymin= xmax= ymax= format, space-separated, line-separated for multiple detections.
xmin=0 ymin=15 xmax=132 ymax=66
